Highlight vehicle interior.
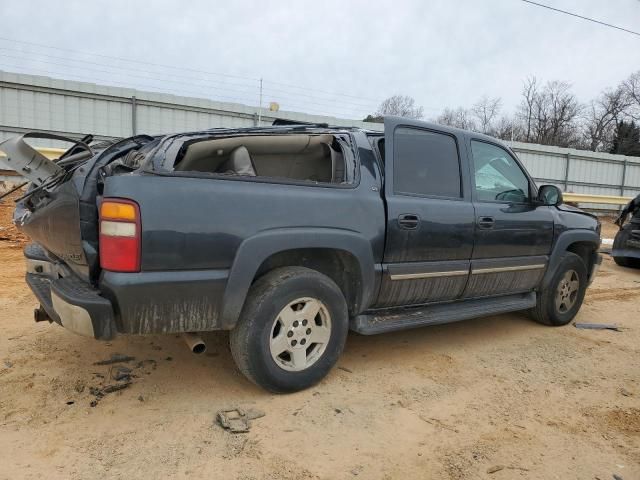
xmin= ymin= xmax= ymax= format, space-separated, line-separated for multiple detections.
xmin=173 ymin=134 xmax=347 ymax=184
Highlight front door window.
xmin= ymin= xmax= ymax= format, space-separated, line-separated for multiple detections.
xmin=471 ymin=141 xmax=530 ymax=203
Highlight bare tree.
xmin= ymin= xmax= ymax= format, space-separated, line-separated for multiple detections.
xmin=622 ymin=71 xmax=640 ymax=120
xmin=471 ymin=96 xmax=502 ymax=134
xmin=492 ymin=115 xmax=525 ymax=142
xmin=517 ymin=78 xmax=581 ymax=147
xmin=546 ymin=81 xmax=582 ymax=146
xmin=375 ymin=95 xmax=424 ymax=119
xmin=436 ymin=107 xmax=475 ymax=130
xmin=517 ymin=76 xmax=539 ymax=142
xmin=583 ymin=87 xmax=631 ymax=151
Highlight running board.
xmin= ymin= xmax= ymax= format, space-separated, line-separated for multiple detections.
xmin=351 ymin=292 xmax=536 ymax=335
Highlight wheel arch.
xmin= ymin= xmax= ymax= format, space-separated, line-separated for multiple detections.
xmin=542 ymin=230 xmax=600 ymax=289
xmin=220 ymin=228 xmax=376 ymax=328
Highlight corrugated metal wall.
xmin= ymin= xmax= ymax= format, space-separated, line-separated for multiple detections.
xmin=507 ymin=141 xmax=640 ymax=209
xmin=1 ymin=70 xmax=639 ymax=210
xmin=0 ymin=70 xmax=380 ymax=146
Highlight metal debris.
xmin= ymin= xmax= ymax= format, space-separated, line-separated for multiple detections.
xmin=93 ymin=354 xmax=136 ymax=365
xmin=216 ymin=407 xmax=265 ymax=433
xmin=111 ymin=366 xmax=132 ymax=382
xmin=88 ymin=382 xmax=131 ymax=407
xmin=574 ymin=323 xmax=621 ymax=332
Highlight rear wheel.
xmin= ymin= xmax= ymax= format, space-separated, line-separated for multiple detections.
xmin=230 ymin=267 xmax=348 ymax=393
xmin=531 ymin=252 xmax=587 ymax=326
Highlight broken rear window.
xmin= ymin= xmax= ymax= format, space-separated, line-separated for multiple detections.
xmin=172 ymin=134 xmax=350 ymax=185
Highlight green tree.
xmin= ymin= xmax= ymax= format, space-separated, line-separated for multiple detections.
xmin=610 ymin=120 xmax=640 ymax=156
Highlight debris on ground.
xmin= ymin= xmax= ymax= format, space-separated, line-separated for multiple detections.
xmin=216 ymin=407 xmax=266 ymax=433
xmin=486 ymin=465 xmax=529 ymax=474
xmin=136 ymin=359 xmax=157 ymax=370
xmin=87 ymin=357 xmax=155 ymax=406
xmin=574 ymin=323 xmax=621 ymax=332
xmin=93 ymin=354 xmax=136 ymax=365
xmin=89 ymin=382 xmax=131 ymax=407
xmin=4 ymin=360 xmax=13 ymax=368
xmin=338 ymin=366 xmax=353 ymax=373
xmin=111 ymin=366 xmax=132 ymax=381
xmin=74 ymin=379 xmax=85 ymax=393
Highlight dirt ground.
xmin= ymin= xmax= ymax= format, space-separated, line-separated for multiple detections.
xmin=1 ymin=212 xmax=639 ymax=479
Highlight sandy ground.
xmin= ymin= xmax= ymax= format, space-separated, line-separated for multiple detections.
xmin=1 ymin=219 xmax=639 ymax=479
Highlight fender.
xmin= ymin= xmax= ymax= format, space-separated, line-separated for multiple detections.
xmin=541 ymin=229 xmax=600 ymax=289
xmin=220 ymin=227 xmax=376 ymax=328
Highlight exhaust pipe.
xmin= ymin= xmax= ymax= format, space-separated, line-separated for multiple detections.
xmin=182 ymin=332 xmax=206 ymax=354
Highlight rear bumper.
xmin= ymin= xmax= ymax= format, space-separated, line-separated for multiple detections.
xmin=24 ymin=243 xmax=228 ymax=338
xmin=25 ymin=244 xmax=116 ymax=340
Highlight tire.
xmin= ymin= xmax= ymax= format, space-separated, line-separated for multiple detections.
xmin=530 ymin=252 xmax=587 ymax=326
xmin=230 ymin=267 xmax=349 ymax=393
xmin=613 ymin=255 xmax=640 ymax=268
xmin=612 ymin=227 xmax=640 ymax=268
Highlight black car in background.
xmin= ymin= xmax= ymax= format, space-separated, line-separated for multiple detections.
xmin=613 ymin=193 xmax=640 ymax=268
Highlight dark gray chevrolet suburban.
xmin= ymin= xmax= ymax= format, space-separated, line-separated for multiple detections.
xmin=0 ymin=116 xmax=602 ymax=392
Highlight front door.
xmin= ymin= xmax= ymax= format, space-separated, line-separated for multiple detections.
xmin=465 ymin=138 xmax=554 ymax=298
xmin=375 ymin=118 xmax=475 ymax=308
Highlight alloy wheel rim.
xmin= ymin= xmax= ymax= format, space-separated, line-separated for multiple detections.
xmin=555 ymin=269 xmax=579 ymax=313
xmin=269 ymin=297 xmax=332 ymax=372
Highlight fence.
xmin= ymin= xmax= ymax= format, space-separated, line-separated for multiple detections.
xmin=1 ymin=70 xmax=639 ymax=210
xmin=507 ymin=142 xmax=640 ymax=210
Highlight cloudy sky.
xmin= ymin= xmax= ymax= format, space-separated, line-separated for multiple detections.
xmin=1 ymin=0 xmax=639 ymax=119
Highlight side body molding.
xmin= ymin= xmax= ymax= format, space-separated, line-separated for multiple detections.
xmin=541 ymin=229 xmax=601 ymax=288
xmin=220 ymin=228 xmax=376 ymax=328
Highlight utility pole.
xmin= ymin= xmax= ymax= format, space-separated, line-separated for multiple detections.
xmin=258 ymin=78 xmax=263 ymax=126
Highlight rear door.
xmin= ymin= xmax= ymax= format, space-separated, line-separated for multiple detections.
xmin=374 ymin=117 xmax=475 ymax=308
xmin=465 ymin=138 xmax=554 ymax=298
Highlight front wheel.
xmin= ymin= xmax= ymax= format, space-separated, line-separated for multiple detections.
xmin=612 ymin=227 xmax=640 ymax=268
xmin=230 ymin=267 xmax=348 ymax=393
xmin=531 ymin=252 xmax=588 ymax=326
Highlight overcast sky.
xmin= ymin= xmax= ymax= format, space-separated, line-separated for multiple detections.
xmin=1 ymin=0 xmax=639 ymax=119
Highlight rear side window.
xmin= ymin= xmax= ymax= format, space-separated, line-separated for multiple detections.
xmin=393 ymin=127 xmax=461 ymax=198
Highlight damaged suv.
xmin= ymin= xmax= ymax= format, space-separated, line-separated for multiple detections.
xmin=613 ymin=192 xmax=640 ymax=268
xmin=0 ymin=117 xmax=602 ymax=392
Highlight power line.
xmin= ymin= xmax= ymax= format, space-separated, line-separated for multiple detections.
xmin=0 ymin=36 xmax=381 ymax=104
xmin=0 ymin=35 xmax=259 ymax=82
xmin=0 ymin=63 xmax=371 ymax=118
xmin=0 ymin=42 xmax=380 ymax=114
xmin=0 ymin=44 xmax=380 ymax=114
xmin=520 ymin=0 xmax=640 ymax=37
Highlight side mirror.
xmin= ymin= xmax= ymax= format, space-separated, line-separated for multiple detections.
xmin=537 ymin=185 xmax=563 ymax=206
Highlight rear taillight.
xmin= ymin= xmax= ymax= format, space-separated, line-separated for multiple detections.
xmin=99 ymin=198 xmax=141 ymax=272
